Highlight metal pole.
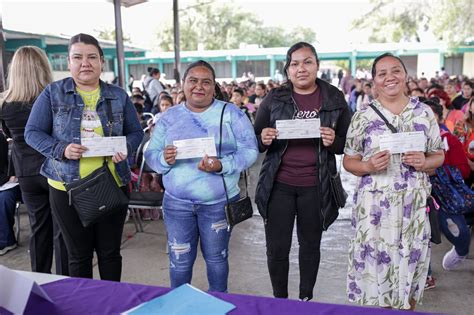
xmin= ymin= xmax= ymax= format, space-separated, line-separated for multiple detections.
xmin=173 ymin=0 xmax=181 ymax=84
xmin=0 ymin=11 xmax=6 ymax=92
xmin=113 ymin=0 xmax=126 ymax=89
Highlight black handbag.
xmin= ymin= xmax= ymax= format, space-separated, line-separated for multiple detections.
xmin=219 ymin=104 xmax=253 ymax=230
xmin=426 ymin=196 xmax=442 ymax=244
xmin=64 ymin=99 xmax=129 ymax=228
xmin=330 ymin=171 xmax=348 ymax=209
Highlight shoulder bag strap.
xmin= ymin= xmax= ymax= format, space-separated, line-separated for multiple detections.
xmin=103 ymin=99 xmax=114 ymax=165
xmin=219 ymin=103 xmax=250 ymax=202
xmin=368 ymin=103 xmax=397 ymax=133
xmin=218 ymin=103 xmax=249 ymax=200
xmin=218 ymin=102 xmax=250 ymax=199
xmin=219 ymin=103 xmax=230 ymax=204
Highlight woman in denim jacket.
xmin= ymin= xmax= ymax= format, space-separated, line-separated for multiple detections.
xmin=25 ymin=34 xmax=143 ymax=281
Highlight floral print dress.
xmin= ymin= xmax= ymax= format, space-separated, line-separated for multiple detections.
xmin=345 ymin=98 xmax=443 ymax=309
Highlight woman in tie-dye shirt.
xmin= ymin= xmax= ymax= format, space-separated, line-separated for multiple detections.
xmin=145 ymin=60 xmax=258 ymax=292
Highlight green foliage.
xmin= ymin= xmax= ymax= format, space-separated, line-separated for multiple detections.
xmin=356 ymin=59 xmax=373 ymax=71
xmin=352 ymin=0 xmax=427 ymax=43
xmin=286 ymin=26 xmax=318 ymax=46
xmin=95 ymin=28 xmax=131 ymax=43
xmin=335 ymin=60 xmax=349 ymax=70
xmin=159 ymin=0 xmax=316 ymax=51
xmin=352 ymin=0 xmax=474 ymax=47
xmin=430 ymin=0 xmax=474 ymax=48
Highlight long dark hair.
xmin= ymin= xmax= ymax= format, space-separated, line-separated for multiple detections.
xmin=150 ymin=68 xmax=160 ymax=76
xmin=283 ymin=42 xmax=319 ymax=78
xmin=68 ymin=33 xmax=104 ymax=58
xmin=466 ymin=97 xmax=474 ymax=127
xmin=371 ymin=52 xmax=407 ymax=78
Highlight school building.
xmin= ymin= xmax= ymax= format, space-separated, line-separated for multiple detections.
xmin=3 ymin=29 xmax=474 ymax=85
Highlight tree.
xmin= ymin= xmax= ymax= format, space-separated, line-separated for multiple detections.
xmin=158 ymin=1 xmax=316 ymax=51
xmin=352 ymin=0 xmax=474 ymax=47
xmin=247 ymin=26 xmax=316 ymax=48
xmin=286 ymin=26 xmax=318 ymax=46
xmin=430 ymin=0 xmax=474 ymax=47
xmin=95 ymin=28 xmax=131 ymax=44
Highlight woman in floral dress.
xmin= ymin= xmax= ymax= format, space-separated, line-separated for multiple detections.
xmin=343 ymin=53 xmax=445 ymax=310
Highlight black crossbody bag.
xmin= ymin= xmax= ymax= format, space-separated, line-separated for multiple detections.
xmin=219 ymin=104 xmax=253 ymax=230
xmin=330 ymin=163 xmax=348 ymax=209
xmin=64 ymin=99 xmax=129 ymax=228
xmin=368 ymin=103 xmax=441 ymax=244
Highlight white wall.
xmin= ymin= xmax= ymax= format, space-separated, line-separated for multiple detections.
xmin=463 ymin=52 xmax=474 ymax=78
xmin=417 ymin=53 xmax=440 ymax=78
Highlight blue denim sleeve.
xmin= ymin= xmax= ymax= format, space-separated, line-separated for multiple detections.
xmin=122 ymin=94 xmax=144 ymax=156
xmin=144 ymin=117 xmax=171 ymax=174
xmin=218 ymin=108 xmax=258 ymax=175
xmin=25 ymin=86 xmax=68 ymax=161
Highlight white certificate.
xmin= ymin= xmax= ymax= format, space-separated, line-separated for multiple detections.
xmin=379 ymin=131 xmax=426 ymax=154
xmin=276 ymin=119 xmax=321 ymax=139
xmin=173 ymin=137 xmax=217 ymax=160
xmin=81 ymin=136 xmax=127 ymax=157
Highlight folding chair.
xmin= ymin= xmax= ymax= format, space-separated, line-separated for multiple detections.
xmin=128 ymin=140 xmax=163 ymax=233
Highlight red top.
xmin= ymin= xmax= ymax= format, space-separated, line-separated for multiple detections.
xmin=463 ymin=128 xmax=474 ymax=161
xmin=441 ymin=129 xmax=471 ymax=179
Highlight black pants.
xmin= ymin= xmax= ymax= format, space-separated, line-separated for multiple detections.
xmin=49 ymin=186 xmax=128 ymax=281
xmin=265 ymin=182 xmax=323 ymax=300
xmin=18 ymin=175 xmax=69 ymax=275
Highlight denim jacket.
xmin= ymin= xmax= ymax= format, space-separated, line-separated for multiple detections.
xmin=25 ymin=77 xmax=143 ymax=185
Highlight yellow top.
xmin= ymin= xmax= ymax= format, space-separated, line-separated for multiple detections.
xmin=48 ymin=87 xmax=122 ymax=191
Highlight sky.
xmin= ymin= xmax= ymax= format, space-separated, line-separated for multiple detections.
xmin=2 ymin=0 xmax=373 ymax=51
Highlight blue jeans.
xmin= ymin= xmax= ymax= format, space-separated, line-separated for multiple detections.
xmin=162 ymin=193 xmax=238 ymax=292
xmin=439 ymin=210 xmax=471 ymax=256
xmin=0 ymin=186 xmax=21 ymax=248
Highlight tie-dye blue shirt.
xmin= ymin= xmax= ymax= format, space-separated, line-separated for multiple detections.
xmin=144 ymin=99 xmax=258 ymax=205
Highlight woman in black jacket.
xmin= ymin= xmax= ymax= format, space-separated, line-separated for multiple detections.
xmin=254 ymin=42 xmax=351 ymax=301
xmin=0 ymin=46 xmax=68 ymax=274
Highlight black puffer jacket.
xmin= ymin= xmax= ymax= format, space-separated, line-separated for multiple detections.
xmin=254 ymin=78 xmax=351 ymax=230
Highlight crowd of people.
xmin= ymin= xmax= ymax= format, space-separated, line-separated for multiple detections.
xmin=0 ymin=34 xmax=473 ymax=311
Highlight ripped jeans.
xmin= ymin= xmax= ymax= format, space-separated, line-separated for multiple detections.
xmin=438 ymin=210 xmax=472 ymax=256
xmin=162 ymin=193 xmax=238 ymax=292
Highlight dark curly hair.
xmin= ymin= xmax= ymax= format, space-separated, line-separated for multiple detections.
xmin=424 ymin=99 xmax=443 ymax=121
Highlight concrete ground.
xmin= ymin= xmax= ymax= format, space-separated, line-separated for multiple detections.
xmin=1 ymin=155 xmax=473 ymax=314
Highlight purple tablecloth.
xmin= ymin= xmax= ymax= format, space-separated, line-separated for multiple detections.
xmin=27 ymin=278 xmax=433 ymax=314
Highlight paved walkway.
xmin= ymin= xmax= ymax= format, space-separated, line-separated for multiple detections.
xmin=1 ymin=208 xmax=472 ymax=314
xmin=1 ymin=154 xmax=472 ymax=314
